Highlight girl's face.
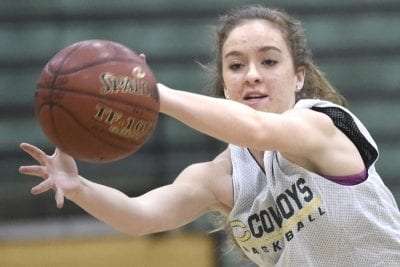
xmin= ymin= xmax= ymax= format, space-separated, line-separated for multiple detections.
xmin=222 ymin=19 xmax=304 ymax=113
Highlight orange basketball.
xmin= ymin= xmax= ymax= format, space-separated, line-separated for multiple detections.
xmin=35 ymin=39 xmax=159 ymax=163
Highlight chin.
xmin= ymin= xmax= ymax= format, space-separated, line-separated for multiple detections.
xmin=244 ymin=99 xmax=271 ymax=112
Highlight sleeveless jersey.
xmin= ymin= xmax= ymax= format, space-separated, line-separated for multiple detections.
xmin=229 ymin=99 xmax=400 ymax=266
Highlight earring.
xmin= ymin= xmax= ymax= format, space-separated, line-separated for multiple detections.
xmin=224 ymin=88 xmax=230 ymax=99
xmin=295 ymin=85 xmax=302 ymax=92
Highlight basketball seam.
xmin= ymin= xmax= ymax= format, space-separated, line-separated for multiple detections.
xmin=47 ymin=44 xmax=84 ymax=76
xmin=55 ymin=58 xmax=146 ymax=75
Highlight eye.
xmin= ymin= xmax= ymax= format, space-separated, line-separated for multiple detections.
xmin=262 ymin=59 xmax=278 ymax=66
xmin=229 ymin=62 xmax=244 ymax=71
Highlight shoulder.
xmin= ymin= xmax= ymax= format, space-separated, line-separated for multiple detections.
xmin=277 ymin=107 xmax=343 ymax=168
xmin=284 ymin=107 xmax=336 ymax=137
xmin=282 ymin=101 xmax=368 ymax=177
xmin=279 ymin=107 xmax=337 ymax=152
xmin=285 ymin=106 xmax=334 ymax=125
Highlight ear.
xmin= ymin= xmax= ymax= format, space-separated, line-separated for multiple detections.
xmin=295 ymin=66 xmax=305 ymax=91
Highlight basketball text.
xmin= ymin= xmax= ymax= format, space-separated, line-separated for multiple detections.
xmin=94 ymin=103 xmax=155 ymax=140
xmin=99 ymin=70 xmax=154 ymax=97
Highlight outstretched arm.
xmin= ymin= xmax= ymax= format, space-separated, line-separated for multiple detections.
xmin=157 ymin=84 xmax=365 ymax=177
xmin=158 ymin=84 xmax=273 ymax=149
xmin=158 ymin=83 xmax=306 ymax=153
xmin=19 ymin=143 xmax=232 ymax=236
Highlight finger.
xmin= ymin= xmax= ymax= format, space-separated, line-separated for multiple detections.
xmin=55 ymin=188 xmax=64 ymax=209
xmin=20 ymin=143 xmax=48 ymax=165
xmin=31 ymin=179 xmax=54 ymax=195
xmin=19 ymin=165 xmax=49 ymax=179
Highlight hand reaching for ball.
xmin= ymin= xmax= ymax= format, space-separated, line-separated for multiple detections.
xmin=19 ymin=143 xmax=81 ymax=208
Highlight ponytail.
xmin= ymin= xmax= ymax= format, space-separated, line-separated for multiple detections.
xmin=298 ymin=62 xmax=348 ymax=107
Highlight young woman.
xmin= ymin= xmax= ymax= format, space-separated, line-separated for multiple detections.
xmin=20 ymin=5 xmax=400 ymax=266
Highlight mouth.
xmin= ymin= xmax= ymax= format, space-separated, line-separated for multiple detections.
xmin=243 ymin=93 xmax=268 ymax=104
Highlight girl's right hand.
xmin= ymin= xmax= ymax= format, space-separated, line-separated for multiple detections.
xmin=19 ymin=143 xmax=81 ymax=209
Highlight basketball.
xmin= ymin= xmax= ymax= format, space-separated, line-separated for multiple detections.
xmin=35 ymin=39 xmax=159 ymax=163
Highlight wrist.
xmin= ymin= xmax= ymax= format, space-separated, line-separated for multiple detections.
xmin=157 ymin=83 xmax=173 ymax=114
xmin=64 ymin=175 xmax=86 ymax=202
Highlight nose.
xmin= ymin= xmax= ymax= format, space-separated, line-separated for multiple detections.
xmin=245 ymin=63 xmax=262 ymax=85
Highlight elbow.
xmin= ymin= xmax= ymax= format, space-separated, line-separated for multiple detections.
xmin=112 ymin=220 xmax=155 ymax=237
xmin=125 ymin=230 xmax=147 ymax=237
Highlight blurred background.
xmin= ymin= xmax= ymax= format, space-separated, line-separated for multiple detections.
xmin=1 ymin=0 xmax=399 ymax=266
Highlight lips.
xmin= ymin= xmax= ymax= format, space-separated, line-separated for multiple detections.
xmin=242 ymin=91 xmax=269 ymax=106
xmin=243 ymin=92 xmax=268 ymax=100
xmin=244 ymin=94 xmax=267 ymax=100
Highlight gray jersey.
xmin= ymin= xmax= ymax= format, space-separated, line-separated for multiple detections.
xmin=229 ymin=99 xmax=400 ymax=266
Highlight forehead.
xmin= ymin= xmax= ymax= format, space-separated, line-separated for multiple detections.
xmin=223 ymin=19 xmax=289 ymax=55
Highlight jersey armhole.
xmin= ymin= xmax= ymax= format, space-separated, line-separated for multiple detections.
xmin=311 ymin=106 xmax=378 ymax=170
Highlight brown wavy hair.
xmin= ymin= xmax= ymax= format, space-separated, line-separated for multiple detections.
xmin=208 ymin=5 xmax=347 ymax=107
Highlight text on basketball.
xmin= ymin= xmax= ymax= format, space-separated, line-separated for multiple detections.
xmin=99 ymin=70 xmax=154 ymax=97
xmin=94 ymin=103 xmax=155 ymax=140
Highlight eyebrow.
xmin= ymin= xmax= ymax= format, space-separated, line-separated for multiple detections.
xmin=224 ymin=46 xmax=282 ymax=58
